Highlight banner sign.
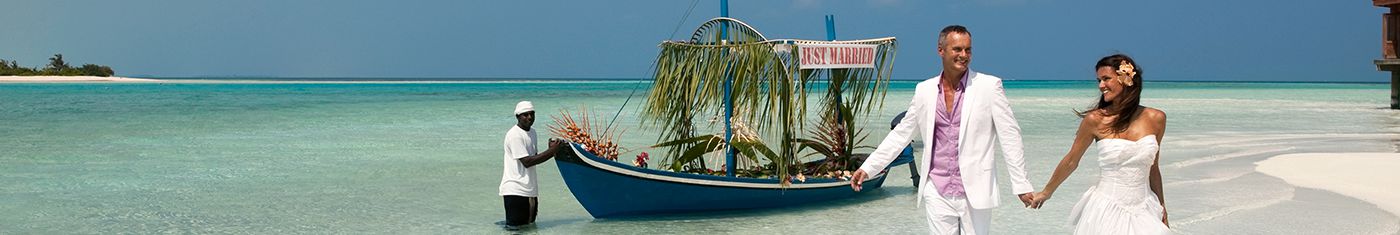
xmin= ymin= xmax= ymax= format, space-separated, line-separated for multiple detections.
xmin=798 ymin=44 xmax=878 ymax=69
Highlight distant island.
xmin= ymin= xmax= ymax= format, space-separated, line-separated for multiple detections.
xmin=0 ymin=54 xmax=114 ymax=77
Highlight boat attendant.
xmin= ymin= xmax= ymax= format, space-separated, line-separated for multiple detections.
xmin=499 ymin=101 xmax=566 ymax=229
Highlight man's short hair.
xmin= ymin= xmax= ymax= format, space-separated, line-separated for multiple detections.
xmin=938 ymin=25 xmax=971 ymax=47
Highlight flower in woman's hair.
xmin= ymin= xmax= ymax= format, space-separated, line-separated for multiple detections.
xmin=1115 ymin=61 xmax=1136 ymax=86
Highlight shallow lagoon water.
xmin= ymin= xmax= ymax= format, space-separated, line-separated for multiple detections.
xmin=1 ymin=80 xmax=1396 ymax=234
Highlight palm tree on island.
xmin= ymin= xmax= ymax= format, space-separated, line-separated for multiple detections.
xmin=0 ymin=54 xmax=114 ymax=77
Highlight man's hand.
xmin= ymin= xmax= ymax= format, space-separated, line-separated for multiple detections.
xmin=548 ymin=139 xmax=563 ymax=149
xmin=1029 ymin=191 xmax=1051 ymax=209
xmin=1018 ymin=193 xmax=1035 ymax=208
xmin=849 ymin=170 xmax=868 ymax=192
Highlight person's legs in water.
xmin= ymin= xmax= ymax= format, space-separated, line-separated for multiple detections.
xmin=503 ymin=195 xmax=531 ymax=227
xmin=528 ymin=197 xmax=538 ymax=224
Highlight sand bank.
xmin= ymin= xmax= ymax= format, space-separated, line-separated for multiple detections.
xmin=0 ymin=76 xmax=612 ymax=84
xmin=1255 ymin=153 xmax=1400 ymax=217
xmin=0 ymin=76 xmax=161 ymax=83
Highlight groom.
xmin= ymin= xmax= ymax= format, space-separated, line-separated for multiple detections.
xmin=850 ymin=25 xmax=1035 ymax=235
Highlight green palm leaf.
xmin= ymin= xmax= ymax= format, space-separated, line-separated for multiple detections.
xmin=640 ymin=18 xmax=898 ymax=182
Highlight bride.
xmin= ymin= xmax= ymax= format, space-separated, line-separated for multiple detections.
xmin=1028 ymin=54 xmax=1169 ymax=234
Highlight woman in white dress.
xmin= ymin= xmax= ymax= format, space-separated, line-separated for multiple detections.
xmin=1028 ymin=54 xmax=1169 ymax=234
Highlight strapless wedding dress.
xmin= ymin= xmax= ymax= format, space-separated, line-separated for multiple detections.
xmin=1067 ymin=135 xmax=1170 ymax=235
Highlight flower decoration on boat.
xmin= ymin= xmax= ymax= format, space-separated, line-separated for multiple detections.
xmin=1115 ymin=60 xmax=1136 ymax=86
xmin=633 ymin=152 xmax=649 ymax=168
xmin=817 ymin=170 xmax=854 ymax=180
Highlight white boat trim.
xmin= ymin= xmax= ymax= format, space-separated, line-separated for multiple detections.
xmin=570 ymin=145 xmax=887 ymax=189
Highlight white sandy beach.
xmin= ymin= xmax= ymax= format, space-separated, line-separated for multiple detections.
xmin=0 ymin=76 xmax=610 ymax=84
xmin=0 ymin=76 xmax=161 ymax=83
xmin=1255 ymin=153 xmax=1400 ymax=217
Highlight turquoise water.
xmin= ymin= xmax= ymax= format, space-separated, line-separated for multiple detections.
xmin=2 ymin=80 xmax=1397 ymax=234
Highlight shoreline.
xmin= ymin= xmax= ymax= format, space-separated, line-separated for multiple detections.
xmin=0 ymin=76 xmax=162 ymax=83
xmin=0 ymin=76 xmax=648 ymax=84
xmin=1255 ymin=153 xmax=1400 ymax=218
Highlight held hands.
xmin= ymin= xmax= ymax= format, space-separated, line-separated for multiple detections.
xmin=1028 ymin=191 xmax=1052 ymax=209
xmin=1017 ymin=193 xmax=1035 ymax=208
xmin=849 ymin=170 xmax=869 ymax=192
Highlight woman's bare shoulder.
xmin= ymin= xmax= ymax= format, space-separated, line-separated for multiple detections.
xmin=1141 ymin=107 xmax=1166 ymax=122
xmin=1081 ymin=109 xmax=1108 ymax=131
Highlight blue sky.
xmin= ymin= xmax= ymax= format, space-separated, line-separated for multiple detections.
xmin=0 ymin=0 xmax=1386 ymax=82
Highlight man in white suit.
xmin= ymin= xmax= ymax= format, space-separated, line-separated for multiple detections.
xmin=850 ymin=25 xmax=1035 ymax=235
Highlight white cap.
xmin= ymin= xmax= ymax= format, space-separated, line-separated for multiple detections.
xmin=514 ymin=101 xmax=534 ymax=115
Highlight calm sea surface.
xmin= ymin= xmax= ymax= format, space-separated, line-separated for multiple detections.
xmin=2 ymin=80 xmax=1397 ymax=234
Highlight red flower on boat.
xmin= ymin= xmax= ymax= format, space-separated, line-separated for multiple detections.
xmin=633 ymin=152 xmax=649 ymax=168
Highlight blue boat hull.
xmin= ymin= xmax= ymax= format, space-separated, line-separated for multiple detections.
xmin=556 ymin=143 xmax=914 ymax=218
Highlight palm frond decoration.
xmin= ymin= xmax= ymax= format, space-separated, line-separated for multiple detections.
xmin=796 ymin=105 xmax=875 ymax=175
xmin=640 ymin=17 xmax=897 ymax=181
xmin=649 ymin=108 xmax=775 ymax=175
xmin=549 ymin=107 xmax=624 ymax=160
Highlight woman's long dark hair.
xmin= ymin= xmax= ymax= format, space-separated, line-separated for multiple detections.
xmin=1078 ymin=54 xmax=1142 ymax=133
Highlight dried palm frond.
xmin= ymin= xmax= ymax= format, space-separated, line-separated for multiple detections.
xmin=548 ymin=107 xmax=624 ymax=161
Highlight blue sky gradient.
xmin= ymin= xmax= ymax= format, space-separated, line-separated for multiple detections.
xmin=0 ymin=1 xmax=1386 ymax=82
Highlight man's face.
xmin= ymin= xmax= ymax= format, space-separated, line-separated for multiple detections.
xmin=516 ymin=111 xmax=535 ymax=128
xmin=938 ymin=32 xmax=972 ymax=74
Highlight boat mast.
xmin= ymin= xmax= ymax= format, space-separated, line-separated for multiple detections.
xmin=721 ymin=0 xmax=737 ymax=178
xmin=826 ymin=15 xmax=844 ymax=125
xmin=826 ymin=15 xmax=837 ymax=41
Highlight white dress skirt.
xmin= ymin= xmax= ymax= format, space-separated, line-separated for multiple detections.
xmin=1067 ymin=135 xmax=1170 ymax=235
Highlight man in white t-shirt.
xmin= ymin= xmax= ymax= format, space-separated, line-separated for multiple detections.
xmin=499 ymin=101 xmax=564 ymax=228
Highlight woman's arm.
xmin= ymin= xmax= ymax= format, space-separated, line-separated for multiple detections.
xmin=1148 ymin=109 xmax=1168 ymax=227
xmin=1030 ymin=112 xmax=1101 ymax=209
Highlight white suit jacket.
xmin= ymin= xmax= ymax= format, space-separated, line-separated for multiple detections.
xmin=859 ymin=70 xmax=1034 ymax=209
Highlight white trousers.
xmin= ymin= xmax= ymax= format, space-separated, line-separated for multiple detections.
xmin=921 ymin=181 xmax=991 ymax=235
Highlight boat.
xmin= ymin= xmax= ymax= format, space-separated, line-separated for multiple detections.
xmin=555 ymin=140 xmax=912 ymax=218
xmin=552 ymin=1 xmax=911 ymax=218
